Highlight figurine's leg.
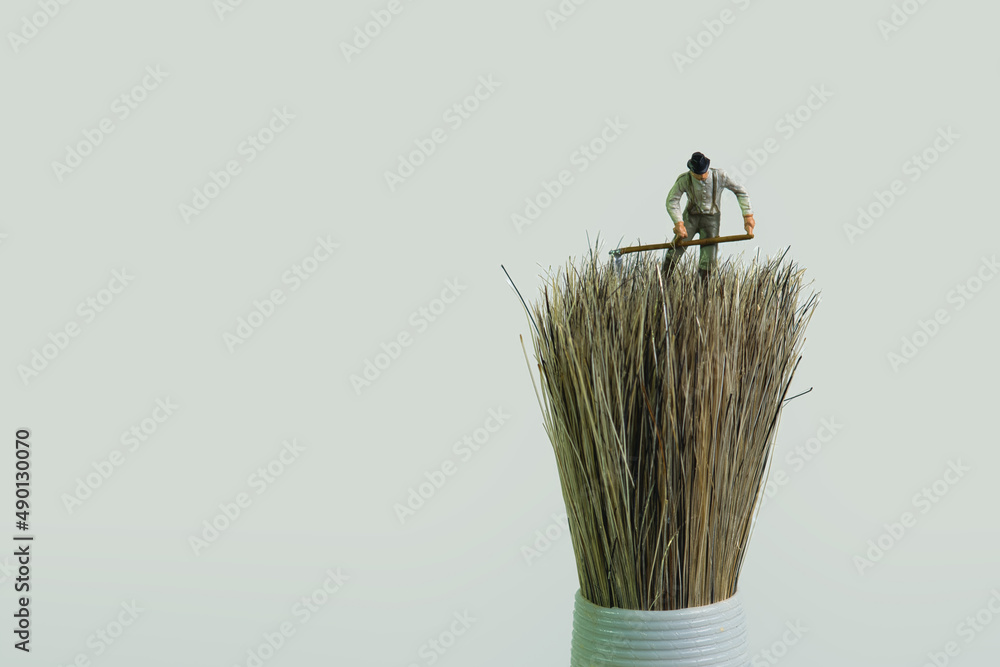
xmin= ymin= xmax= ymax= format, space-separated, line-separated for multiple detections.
xmin=662 ymin=243 xmax=686 ymax=277
xmin=697 ymin=213 xmax=722 ymax=278
xmin=664 ymin=214 xmax=703 ymax=277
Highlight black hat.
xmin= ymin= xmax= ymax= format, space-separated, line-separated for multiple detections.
xmin=687 ymin=152 xmax=710 ymax=174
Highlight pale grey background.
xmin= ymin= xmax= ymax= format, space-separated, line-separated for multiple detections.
xmin=2 ymin=0 xmax=998 ymax=665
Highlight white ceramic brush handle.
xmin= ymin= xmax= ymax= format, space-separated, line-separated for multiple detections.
xmin=570 ymin=590 xmax=749 ymax=666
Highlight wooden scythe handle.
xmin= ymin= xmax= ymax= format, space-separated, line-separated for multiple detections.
xmin=610 ymin=233 xmax=754 ymax=257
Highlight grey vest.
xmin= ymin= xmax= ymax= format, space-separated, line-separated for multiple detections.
xmin=685 ymin=169 xmax=721 ymax=216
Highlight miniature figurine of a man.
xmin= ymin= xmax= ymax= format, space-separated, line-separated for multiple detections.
xmin=663 ymin=152 xmax=756 ymax=279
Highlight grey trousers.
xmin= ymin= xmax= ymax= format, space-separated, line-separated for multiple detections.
xmin=663 ymin=211 xmax=721 ymax=271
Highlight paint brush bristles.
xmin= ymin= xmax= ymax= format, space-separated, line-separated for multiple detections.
xmin=524 ymin=247 xmax=818 ymax=611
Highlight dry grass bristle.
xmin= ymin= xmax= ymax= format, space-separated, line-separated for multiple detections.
xmin=523 ymin=247 xmax=818 ymax=611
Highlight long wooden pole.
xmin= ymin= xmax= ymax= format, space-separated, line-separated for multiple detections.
xmin=610 ymin=233 xmax=754 ymax=257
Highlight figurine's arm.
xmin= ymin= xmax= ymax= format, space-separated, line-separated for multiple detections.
xmin=721 ymin=171 xmax=755 ymax=233
xmin=666 ymin=173 xmax=687 ymax=225
xmin=665 ymin=174 xmax=689 ymax=238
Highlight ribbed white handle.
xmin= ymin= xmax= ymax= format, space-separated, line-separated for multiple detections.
xmin=570 ymin=590 xmax=749 ymax=666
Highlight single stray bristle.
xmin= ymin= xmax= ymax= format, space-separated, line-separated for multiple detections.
xmin=523 ymin=246 xmax=818 ymax=611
